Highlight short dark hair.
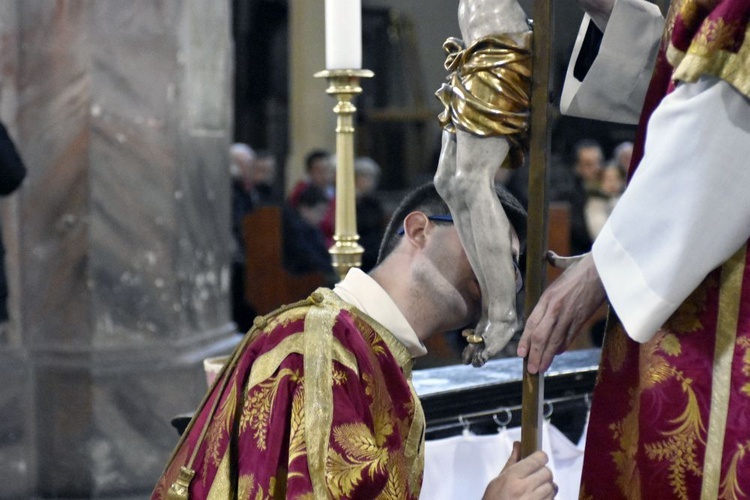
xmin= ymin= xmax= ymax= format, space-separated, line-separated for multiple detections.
xmin=305 ymin=149 xmax=330 ymax=172
xmin=376 ymin=182 xmax=527 ymax=264
xmin=296 ymin=185 xmax=329 ymax=208
xmin=572 ymin=139 xmax=603 ymax=160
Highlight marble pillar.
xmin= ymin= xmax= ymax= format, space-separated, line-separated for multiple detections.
xmin=0 ymin=0 xmax=235 ymax=497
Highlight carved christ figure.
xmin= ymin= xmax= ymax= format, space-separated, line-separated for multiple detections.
xmin=434 ymin=0 xmax=532 ymax=366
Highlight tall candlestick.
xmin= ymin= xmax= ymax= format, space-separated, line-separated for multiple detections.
xmin=314 ymin=68 xmax=373 ymax=279
xmin=325 ymin=0 xmax=362 ymax=69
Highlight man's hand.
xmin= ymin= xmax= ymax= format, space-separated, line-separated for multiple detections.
xmin=578 ymin=0 xmax=615 ymax=31
xmin=482 ymin=442 xmax=556 ymax=499
xmin=517 ymin=251 xmax=606 ymax=374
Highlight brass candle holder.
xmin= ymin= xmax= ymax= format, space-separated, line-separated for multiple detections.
xmin=314 ymin=68 xmax=374 ymax=281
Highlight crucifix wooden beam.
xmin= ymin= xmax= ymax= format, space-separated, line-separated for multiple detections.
xmin=521 ymin=0 xmax=553 ymax=458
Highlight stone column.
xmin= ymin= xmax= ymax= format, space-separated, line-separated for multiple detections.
xmin=0 ymin=0 xmax=235 ymax=496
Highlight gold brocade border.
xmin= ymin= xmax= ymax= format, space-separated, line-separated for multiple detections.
xmin=303 ymin=300 xmax=338 ymax=499
xmin=205 ymin=452 xmax=232 ymax=499
xmin=668 ymin=23 xmax=750 ymax=101
xmin=405 ymin=378 xmax=426 ymax=497
xmin=323 ymin=288 xmax=414 ymax=373
xmin=320 ymin=289 xmax=424 ymax=492
xmin=247 ymin=333 xmax=359 ymax=391
xmin=700 ymin=244 xmax=746 ymax=500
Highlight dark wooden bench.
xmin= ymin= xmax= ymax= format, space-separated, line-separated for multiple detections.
xmin=242 ymin=206 xmax=326 ymax=315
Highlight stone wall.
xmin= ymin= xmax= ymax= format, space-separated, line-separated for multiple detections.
xmin=0 ymin=1 xmax=236 ymax=496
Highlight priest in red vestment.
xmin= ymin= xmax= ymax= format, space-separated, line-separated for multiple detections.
xmin=518 ymin=0 xmax=750 ymax=498
xmin=152 ymin=182 xmax=557 ymax=499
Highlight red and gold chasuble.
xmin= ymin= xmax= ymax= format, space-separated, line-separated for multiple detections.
xmin=581 ymin=1 xmax=750 ymax=498
xmin=152 ymin=289 xmax=425 ymax=499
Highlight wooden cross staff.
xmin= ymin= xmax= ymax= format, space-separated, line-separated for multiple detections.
xmin=521 ymin=0 xmax=553 ymax=458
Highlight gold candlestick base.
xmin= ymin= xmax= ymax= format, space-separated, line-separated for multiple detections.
xmin=315 ymin=69 xmax=374 ymax=281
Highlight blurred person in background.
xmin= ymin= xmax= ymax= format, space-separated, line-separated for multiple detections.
xmin=282 ymin=184 xmax=337 ymax=285
xmin=289 ymin=148 xmax=336 ymax=246
xmin=584 ymin=163 xmax=625 ymax=240
xmin=229 ymin=142 xmax=257 ymax=333
xmin=354 ymin=156 xmax=386 ymax=272
xmin=0 ymin=122 xmax=26 ymax=343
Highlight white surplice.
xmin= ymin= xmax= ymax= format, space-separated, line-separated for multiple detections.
xmin=562 ymin=0 xmax=750 ymax=343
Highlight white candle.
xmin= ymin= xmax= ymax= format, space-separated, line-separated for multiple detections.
xmin=325 ymin=0 xmax=362 ymax=69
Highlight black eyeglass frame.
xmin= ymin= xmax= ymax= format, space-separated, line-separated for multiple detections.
xmin=396 ymin=213 xmax=523 ymax=293
xmin=396 ymin=214 xmax=454 ymax=235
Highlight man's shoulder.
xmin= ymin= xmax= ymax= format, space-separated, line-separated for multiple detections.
xmin=245 ymin=290 xmax=355 ymax=343
xmin=250 ymin=290 xmax=387 ymax=354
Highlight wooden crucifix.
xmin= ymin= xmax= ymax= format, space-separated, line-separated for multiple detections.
xmin=433 ymin=0 xmax=553 ymax=458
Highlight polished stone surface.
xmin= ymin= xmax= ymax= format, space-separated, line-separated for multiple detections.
xmin=0 ymin=1 xmax=234 ymax=497
xmin=414 ymin=348 xmax=601 ymax=398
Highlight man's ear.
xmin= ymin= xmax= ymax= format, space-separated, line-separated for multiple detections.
xmin=402 ymin=211 xmax=430 ymax=248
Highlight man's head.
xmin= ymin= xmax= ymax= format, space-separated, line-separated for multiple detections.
xmin=296 ymin=185 xmax=330 ymax=227
xmin=613 ymin=141 xmax=633 ymax=172
xmin=251 ymin=150 xmax=277 ymax=188
xmin=230 ymin=143 xmax=255 ymax=182
xmin=305 ymin=149 xmax=334 ymax=189
xmin=354 ymin=156 xmax=381 ymax=195
xmin=378 ymin=182 xmax=526 ymax=264
xmin=372 ymin=182 xmax=526 ymax=336
xmin=573 ymin=139 xmax=603 ymax=184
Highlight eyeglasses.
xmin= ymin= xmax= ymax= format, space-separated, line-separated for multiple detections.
xmin=397 ymin=213 xmax=524 ymax=294
xmin=396 ymin=214 xmax=454 ymax=235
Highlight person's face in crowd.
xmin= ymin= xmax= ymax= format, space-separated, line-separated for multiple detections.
xmin=309 ymin=157 xmax=333 ymax=189
xmin=616 ymin=145 xmax=633 ymax=171
xmin=601 ymin=166 xmax=624 ymax=196
xmin=575 ymin=147 xmax=603 ymax=183
xmin=411 ymin=215 xmax=520 ymax=331
xmin=355 ymin=172 xmax=377 ymax=195
xmin=299 ymin=201 xmax=329 ymax=228
xmin=231 ymin=150 xmax=255 ymax=186
xmin=252 ymin=157 xmax=276 ymax=187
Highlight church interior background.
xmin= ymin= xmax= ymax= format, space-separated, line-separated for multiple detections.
xmin=0 ymin=0 xmax=638 ymax=497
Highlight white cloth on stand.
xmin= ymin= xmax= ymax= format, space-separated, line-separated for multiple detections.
xmin=420 ymin=429 xmax=512 ymax=500
xmin=421 ymin=421 xmax=584 ymax=500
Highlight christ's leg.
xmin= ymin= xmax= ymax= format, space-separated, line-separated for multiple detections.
xmin=435 ymin=130 xmax=521 ymax=366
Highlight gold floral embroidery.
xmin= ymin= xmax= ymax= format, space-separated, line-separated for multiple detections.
xmin=719 ymin=442 xmax=750 ymax=499
xmin=204 ymin=378 xmax=239 ymax=469
xmin=240 ymin=368 xmax=301 ymax=451
xmin=610 ymin=388 xmax=642 ymax=499
xmin=332 ymin=367 xmax=348 ymax=386
xmin=642 ymin=373 xmax=705 ymax=499
xmin=608 ymin=329 xmax=710 ymax=499
xmin=691 ymin=18 xmax=742 ymax=56
xmin=288 ymin=386 xmax=307 ymax=480
xmin=606 ymin=322 xmax=628 ymax=373
xmin=380 ymin=451 xmax=407 ymax=499
xmin=662 ymin=0 xmax=685 ymax=50
xmin=679 ymin=0 xmax=699 ymax=27
xmin=664 ymin=277 xmax=712 ymax=334
xmin=328 ymin=423 xmax=389 ymax=495
xmin=238 ymin=473 xmax=256 ymax=499
xmin=738 ymin=338 xmax=750 ymax=397
xmin=660 ymin=333 xmax=682 ymax=357
xmin=324 ymin=367 xmax=416 ymax=497
xmin=363 ymin=372 xmax=395 ymax=446
xmin=356 ymin=317 xmax=387 ymax=358
xmin=236 ymin=472 xmax=279 ymax=499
